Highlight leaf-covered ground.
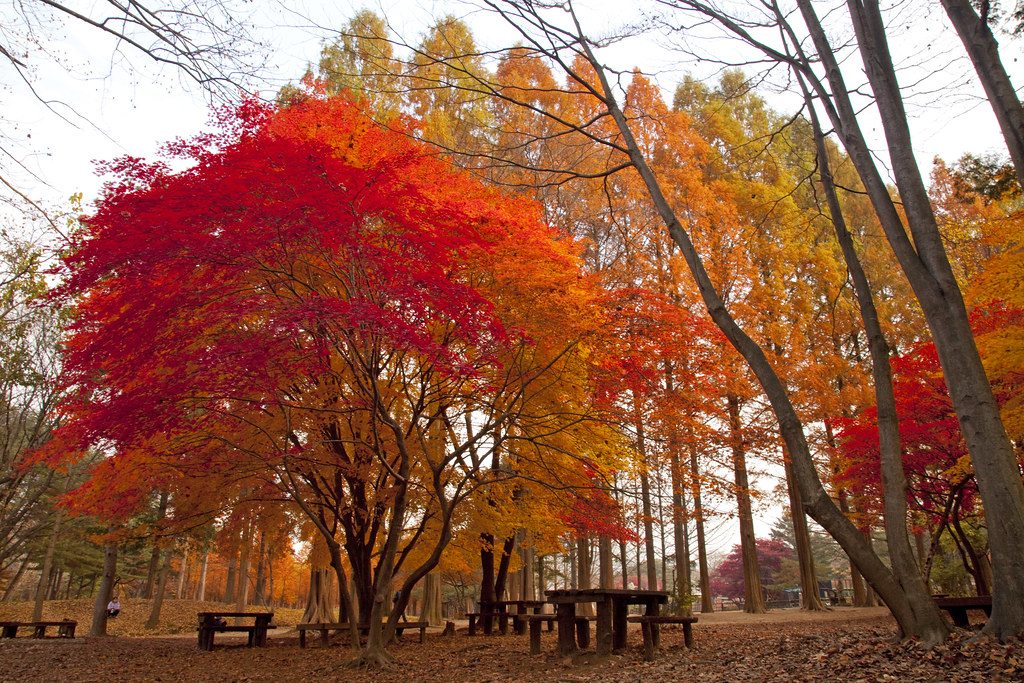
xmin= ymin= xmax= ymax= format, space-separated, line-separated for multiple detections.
xmin=0 ymin=604 xmax=1019 ymax=681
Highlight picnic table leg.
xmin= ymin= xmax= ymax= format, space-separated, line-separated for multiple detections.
xmin=612 ymin=598 xmax=628 ymax=653
xmin=529 ymin=619 xmax=542 ymax=655
xmin=556 ymin=603 xmax=577 ymax=656
xmin=596 ymin=600 xmax=613 ymax=656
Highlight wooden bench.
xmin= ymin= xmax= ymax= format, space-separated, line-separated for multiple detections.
xmin=627 ymin=615 xmax=698 ymax=661
xmin=525 ymin=614 xmax=591 ymax=655
xmin=296 ymin=621 xmax=428 ymax=647
xmin=197 ymin=612 xmax=275 ymax=651
xmin=933 ymin=596 xmax=992 ymax=629
xmin=0 ymin=620 xmax=76 ymax=639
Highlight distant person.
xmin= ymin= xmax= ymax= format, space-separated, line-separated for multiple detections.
xmin=107 ymin=597 xmax=121 ymax=618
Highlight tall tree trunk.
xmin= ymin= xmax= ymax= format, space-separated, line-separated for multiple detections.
xmin=176 ymin=550 xmax=188 ymax=599
xmin=783 ymin=452 xmax=825 ymax=611
xmin=727 ymin=394 xmax=765 ymax=614
xmin=197 ymin=551 xmax=209 ymax=602
xmin=796 ymin=65 xmax=947 ymax=636
xmin=941 ymin=0 xmax=1024 ymax=184
xmin=224 ymin=553 xmax=236 ymax=604
xmin=633 ymin=398 xmax=659 ymax=592
xmin=797 ymin=0 xmax=1024 ymax=639
xmin=234 ymin=518 xmax=254 ymax=616
xmin=90 ymin=544 xmax=117 ymax=637
xmin=253 ymin=533 xmax=266 ymax=606
xmin=32 ymin=508 xmax=63 ymax=621
xmin=3 ymin=554 xmax=31 ymax=602
xmin=521 ymin=542 xmax=536 ymax=600
xmin=479 ymin=532 xmax=496 ymax=635
xmin=687 ymin=436 xmax=713 ymax=613
xmin=670 ymin=445 xmax=692 ymax=614
xmin=421 ymin=571 xmax=442 ymax=626
xmin=145 ymin=555 xmax=172 ymax=629
xmin=141 ymin=491 xmax=169 ymax=599
xmin=576 ymin=536 xmax=593 ymax=616
xmin=598 ymin=535 xmax=613 ymax=589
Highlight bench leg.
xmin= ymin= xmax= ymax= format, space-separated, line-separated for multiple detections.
xmin=299 ymin=629 xmax=307 ymax=648
xmin=419 ymin=626 xmax=426 ymax=644
xmin=640 ymin=621 xmax=655 ymax=662
xmin=468 ymin=614 xmax=477 ymax=636
xmin=529 ymin=620 xmax=542 ymax=655
xmin=683 ymin=622 xmax=693 ymax=648
xmin=546 ymin=617 xmax=554 ymax=632
xmin=950 ymin=608 xmax=970 ymax=629
xmin=575 ymin=618 xmax=590 ymax=649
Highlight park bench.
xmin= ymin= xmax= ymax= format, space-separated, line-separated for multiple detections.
xmin=627 ymin=615 xmax=698 ymax=661
xmin=296 ymin=621 xmax=429 ymax=648
xmin=933 ymin=596 xmax=992 ymax=629
xmin=0 ymin=620 xmax=76 ymax=639
xmin=197 ymin=612 xmax=275 ymax=651
xmin=525 ymin=614 xmax=590 ymax=655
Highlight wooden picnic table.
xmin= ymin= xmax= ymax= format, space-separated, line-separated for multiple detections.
xmin=196 ymin=611 xmax=275 ymax=651
xmin=545 ymin=588 xmax=669 ymax=656
xmin=933 ymin=596 xmax=992 ymax=628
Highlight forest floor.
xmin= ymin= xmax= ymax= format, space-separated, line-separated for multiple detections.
xmin=0 ymin=602 xmax=1019 ymax=681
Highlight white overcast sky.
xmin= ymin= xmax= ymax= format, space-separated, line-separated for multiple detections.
xmin=6 ymin=0 xmax=1022 ymax=222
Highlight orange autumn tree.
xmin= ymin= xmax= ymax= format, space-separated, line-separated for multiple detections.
xmin=42 ymin=91 xmax=613 ymax=665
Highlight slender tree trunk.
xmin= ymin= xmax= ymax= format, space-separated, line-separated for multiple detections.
xmin=3 ymin=554 xmax=31 ymax=602
xmin=633 ymin=398 xmax=660 ymax=592
xmin=90 ymin=544 xmax=117 ymax=637
xmin=796 ymin=66 xmax=948 ymax=638
xmin=687 ymin=436 xmax=713 ymax=613
xmin=726 ymin=394 xmax=765 ymax=613
xmin=253 ymin=533 xmax=266 ymax=606
xmin=576 ymin=536 xmax=593 ymax=616
xmin=783 ymin=453 xmax=825 ymax=611
xmin=798 ymin=0 xmax=1024 ymax=639
xmin=234 ymin=519 xmax=254 ymax=616
xmin=176 ymin=550 xmax=188 ymax=599
xmin=145 ymin=555 xmax=172 ymax=629
xmin=224 ymin=553 xmax=236 ymax=604
xmin=940 ymin=0 xmax=1024 ymax=184
xmin=141 ymin=491 xmax=169 ymax=599
xmin=670 ymin=445 xmax=692 ymax=614
xmin=197 ymin=551 xmax=209 ymax=602
xmin=479 ymin=532 xmax=495 ymax=635
xmin=599 ymin=535 xmax=613 ymax=589
xmin=32 ymin=508 xmax=63 ymax=622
